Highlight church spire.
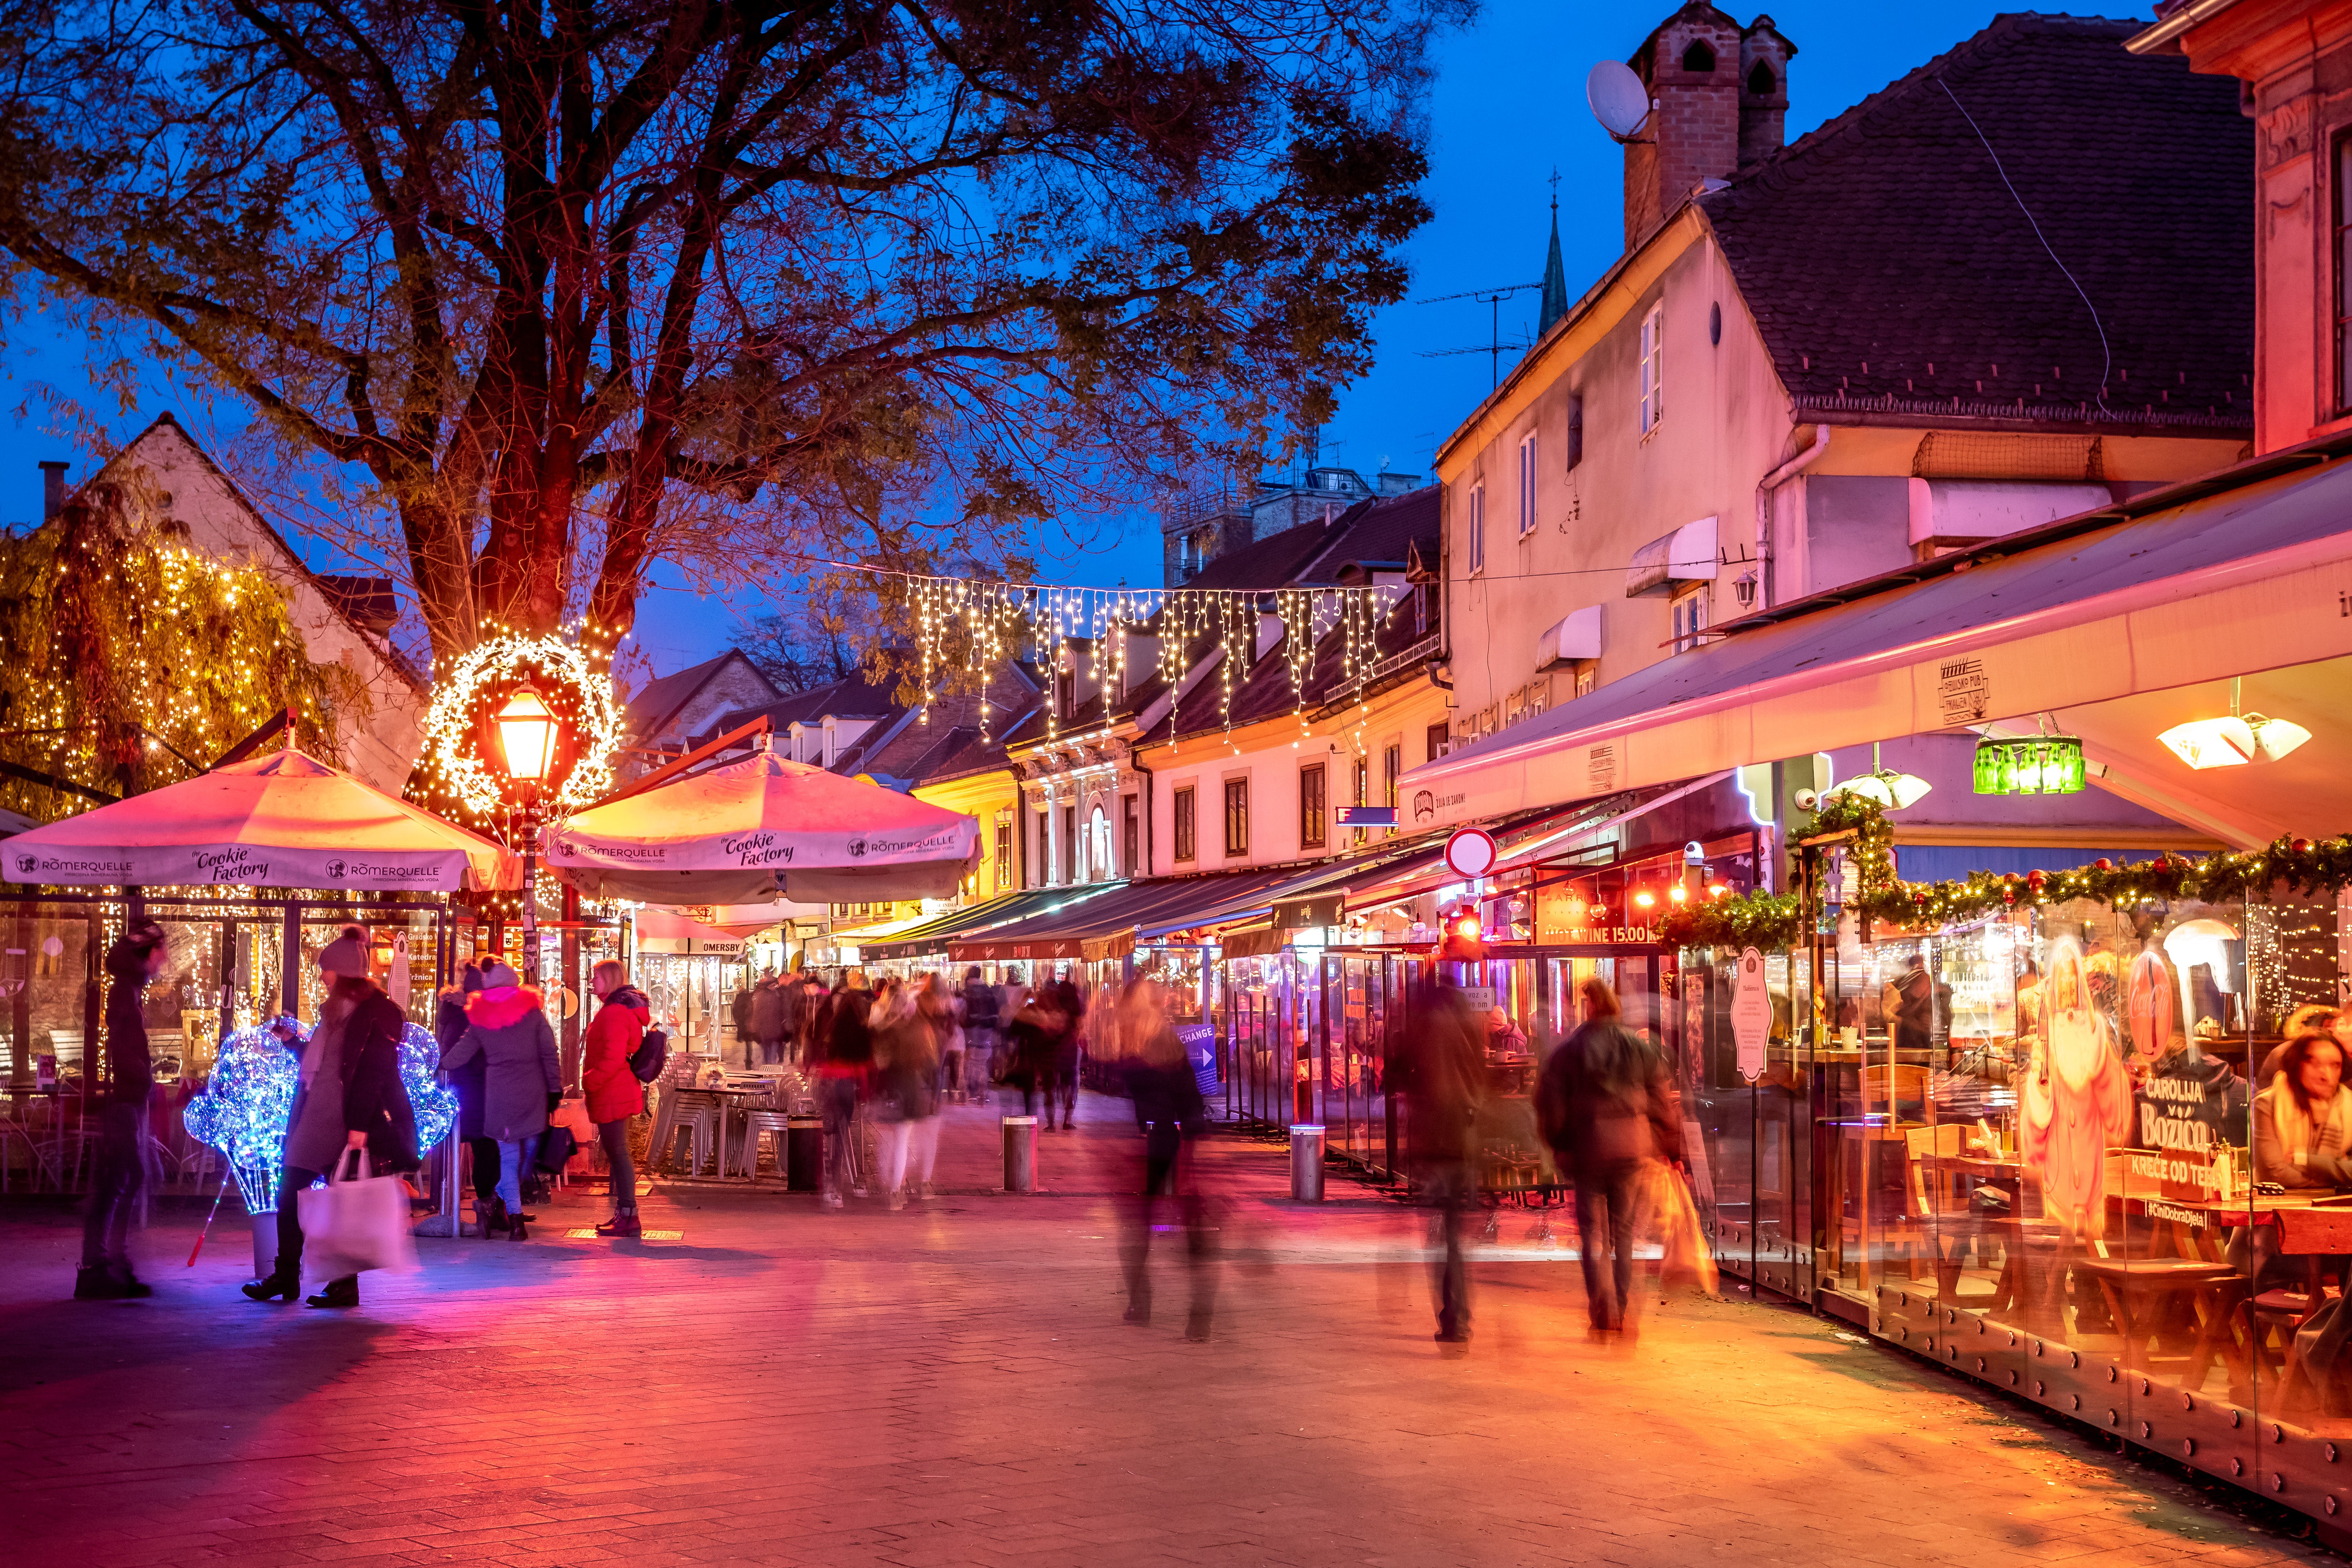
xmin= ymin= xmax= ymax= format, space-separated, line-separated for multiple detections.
xmin=1539 ymin=170 xmax=1569 ymax=337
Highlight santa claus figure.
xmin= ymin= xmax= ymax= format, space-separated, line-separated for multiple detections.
xmin=2019 ymin=936 xmax=2134 ymax=1237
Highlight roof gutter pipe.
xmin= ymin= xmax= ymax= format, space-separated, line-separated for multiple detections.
xmin=1756 ymin=424 xmax=1830 ymax=610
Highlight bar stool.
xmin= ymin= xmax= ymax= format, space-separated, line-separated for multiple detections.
xmin=745 ymin=1110 xmax=793 ymax=1184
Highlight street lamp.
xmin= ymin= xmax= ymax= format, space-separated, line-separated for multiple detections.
xmin=494 ymin=684 xmax=558 ymax=983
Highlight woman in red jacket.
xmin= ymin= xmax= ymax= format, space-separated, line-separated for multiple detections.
xmin=581 ymin=959 xmax=650 ymax=1238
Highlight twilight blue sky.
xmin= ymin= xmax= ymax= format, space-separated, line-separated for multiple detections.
xmin=0 ymin=2 xmax=2148 ymax=676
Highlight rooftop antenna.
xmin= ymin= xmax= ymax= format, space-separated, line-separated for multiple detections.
xmin=1415 ymin=281 xmax=1543 ymax=390
xmin=1586 ymin=59 xmax=1654 ymax=143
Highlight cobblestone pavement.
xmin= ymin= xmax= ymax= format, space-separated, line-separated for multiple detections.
xmin=0 ymin=1091 xmax=2339 ymax=1568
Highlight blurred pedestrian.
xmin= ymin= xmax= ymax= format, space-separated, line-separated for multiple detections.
xmin=1118 ymin=979 xmax=1214 ymax=1339
xmin=816 ymin=968 xmax=875 ymax=1207
xmin=870 ymin=979 xmax=941 ymax=1208
xmin=1050 ymin=975 xmax=1086 ymax=1128
xmin=1398 ymin=979 xmax=1486 ymax=1344
xmin=76 ymin=917 xmax=168 ymax=1301
xmin=1537 ymin=977 xmax=1683 ymax=1336
xmin=921 ymin=973 xmax=965 ymax=1106
xmin=962 ymin=966 xmax=1000 ymax=1101
xmin=1003 ymin=991 xmax=1059 ymax=1118
xmin=581 ymin=958 xmax=650 ymax=1238
xmin=438 ymin=960 xmax=560 ymax=1240
xmin=730 ymin=977 xmax=757 ymax=1070
xmin=243 ymin=927 xmax=417 ymax=1308
xmin=751 ymin=971 xmax=790 ymax=1065
xmin=436 ymin=964 xmax=499 ymax=1233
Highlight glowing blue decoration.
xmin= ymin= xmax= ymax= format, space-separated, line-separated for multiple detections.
xmin=402 ymin=1021 xmax=459 ymax=1150
xmin=183 ymin=1020 xmax=305 ymax=1212
xmin=183 ymin=1016 xmax=458 ymax=1213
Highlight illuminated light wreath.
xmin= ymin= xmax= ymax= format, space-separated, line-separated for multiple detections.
xmin=184 ymin=1019 xmax=460 ymax=1212
xmin=421 ymin=632 xmax=621 ymax=817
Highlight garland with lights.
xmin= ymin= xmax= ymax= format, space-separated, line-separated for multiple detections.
xmin=0 ymin=474 xmax=363 ymax=818
xmin=414 ymin=632 xmax=621 ymax=834
xmin=1657 ymin=794 xmax=2352 ymax=951
xmin=889 ymin=573 xmax=1395 ymax=749
xmin=185 ymin=1018 xmax=458 ymax=1212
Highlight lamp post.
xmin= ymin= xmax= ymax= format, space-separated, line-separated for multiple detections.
xmin=494 ymin=684 xmax=558 ymax=984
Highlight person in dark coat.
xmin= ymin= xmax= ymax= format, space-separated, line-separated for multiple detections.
xmin=435 ymin=964 xmax=497 ymax=1225
xmin=77 ymin=917 xmax=168 ymax=1300
xmin=1002 ymin=992 xmax=1061 ymax=1118
xmin=731 ymin=980 xmax=757 ymax=1068
xmin=815 ymin=971 xmax=874 ymax=1207
xmin=750 ymin=973 xmax=790 ymax=1065
xmin=243 ymin=927 xmax=416 ymax=1309
xmin=1397 ymin=980 xmax=1486 ymax=1344
xmin=1049 ymin=976 xmax=1086 ymax=1129
xmin=1537 ymin=976 xmax=1683 ymax=1335
xmin=1117 ymin=979 xmax=1214 ymax=1339
xmin=962 ymin=966 xmax=1000 ymax=1101
xmin=438 ymin=961 xmax=561 ymax=1239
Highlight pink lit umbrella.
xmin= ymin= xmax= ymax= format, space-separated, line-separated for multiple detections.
xmin=546 ymin=746 xmax=979 ymax=905
xmin=1 ymin=746 xmax=519 ymax=891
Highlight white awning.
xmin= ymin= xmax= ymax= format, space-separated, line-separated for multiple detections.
xmin=1536 ymin=604 xmax=1603 ymax=669
xmin=1625 ymin=516 xmax=1720 ymax=597
xmin=1404 ymin=450 xmax=2352 ymax=848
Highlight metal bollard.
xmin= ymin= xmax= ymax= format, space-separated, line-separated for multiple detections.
xmin=1002 ymin=1115 xmax=1038 ymax=1193
xmin=1290 ymin=1124 xmax=1325 ymax=1202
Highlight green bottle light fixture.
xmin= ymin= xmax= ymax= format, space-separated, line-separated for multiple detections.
xmin=1972 ymin=734 xmax=2085 ymax=795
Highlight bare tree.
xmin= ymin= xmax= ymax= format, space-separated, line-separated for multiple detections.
xmin=0 ymin=0 xmax=1457 ymax=669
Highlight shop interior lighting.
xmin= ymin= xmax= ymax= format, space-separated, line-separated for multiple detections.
xmin=1668 ymin=883 xmax=1689 ymax=903
xmin=1634 ymin=890 xmax=1656 ymax=908
xmin=2156 ymin=678 xmax=2309 ymax=771
xmin=1707 ymin=883 xmax=1729 ymax=898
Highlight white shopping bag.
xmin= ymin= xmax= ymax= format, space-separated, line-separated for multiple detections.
xmin=297 ymin=1150 xmax=419 ymax=1277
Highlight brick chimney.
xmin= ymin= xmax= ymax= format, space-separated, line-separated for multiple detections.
xmin=1739 ymin=17 xmax=1795 ymax=167
xmin=1623 ymin=3 xmax=1744 ymax=250
xmin=38 ymin=460 xmax=67 ymax=522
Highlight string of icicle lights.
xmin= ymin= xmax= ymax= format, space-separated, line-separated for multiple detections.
xmin=902 ymin=578 xmax=1398 ymax=753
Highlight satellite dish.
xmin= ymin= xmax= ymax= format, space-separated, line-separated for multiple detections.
xmin=1587 ymin=60 xmax=1652 ymax=141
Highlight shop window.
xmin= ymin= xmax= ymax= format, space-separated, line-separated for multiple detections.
xmin=1517 ymin=433 xmax=1539 ymax=536
xmin=1173 ymin=785 xmax=1196 ymax=862
xmin=1223 ymin=776 xmax=1249 ymax=858
xmin=1299 ymin=763 xmax=1326 ymax=849
xmin=1062 ymin=803 xmax=1078 ymax=881
xmin=1426 ymin=720 xmax=1448 ymax=762
xmin=1383 ymin=742 xmax=1400 ymax=807
xmin=1122 ymin=794 xmax=1139 ymax=876
xmin=994 ymin=817 xmax=1012 ymax=889
xmin=1575 ymin=662 xmax=1598 ymax=699
xmin=2338 ymin=132 xmax=2352 ymax=412
xmin=1467 ymin=483 xmax=1485 ymax=574
xmin=1035 ymin=808 xmax=1051 ymax=886
xmin=1639 ymin=304 xmax=1664 ymax=436
xmin=1670 ymin=584 xmax=1709 ymax=652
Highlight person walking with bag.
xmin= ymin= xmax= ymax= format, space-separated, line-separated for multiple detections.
xmin=1537 ymin=977 xmax=1683 ymax=1337
xmin=438 ymin=961 xmax=560 ymax=1240
xmin=76 ymin=918 xmax=168 ymax=1301
xmin=581 ymin=959 xmax=651 ymax=1238
xmin=436 ymin=964 xmax=502 ymax=1234
xmin=242 ymin=928 xmax=417 ymax=1309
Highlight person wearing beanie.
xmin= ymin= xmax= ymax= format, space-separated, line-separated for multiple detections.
xmin=244 ymin=925 xmax=417 ymax=1309
xmin=76 ymin=917 xmax=168 ymax=1301
xmin=438 ymin=959 xmax=560 ymax=1240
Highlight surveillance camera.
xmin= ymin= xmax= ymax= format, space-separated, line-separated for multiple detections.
xmin=1793 ymin=787 xmax=1818 ymax=813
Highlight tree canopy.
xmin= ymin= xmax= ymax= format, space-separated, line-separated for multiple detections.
xmin=0 ymin=0 xmax=1456 ymax=670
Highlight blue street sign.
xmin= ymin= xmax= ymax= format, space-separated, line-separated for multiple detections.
xmin=1333 ymin=804 xmax=1398 ymax=827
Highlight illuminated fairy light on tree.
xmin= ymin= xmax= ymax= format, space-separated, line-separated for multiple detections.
xmin=185 ymin=1020 xmax=459 ymax=1213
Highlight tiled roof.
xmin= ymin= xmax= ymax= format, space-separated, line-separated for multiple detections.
xmin=700 ymin=673 xmax=901 ymax=743
xmin=1292 ymin=485 xmax=1440 ymax=583
xmin=1177 ymin=511 xmax=1357 ymax=591
xmin=1698 ymin=13 xmax=2252 ymax=432
xmin=624 ymin=650 xmax=779 ymax=738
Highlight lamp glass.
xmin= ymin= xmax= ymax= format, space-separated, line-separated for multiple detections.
xmin=496 ymin=686 xmax=558 ymax=783
xmin=2158 ymin=716 xmax=2256 ymax=770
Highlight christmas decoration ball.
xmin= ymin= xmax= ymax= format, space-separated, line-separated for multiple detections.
xmin=2095 ymin=858 xmax=2114 ymax=871
xmin=2294 ymin=838 xmax=2313 ymax=854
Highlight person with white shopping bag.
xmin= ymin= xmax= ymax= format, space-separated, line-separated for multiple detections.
xmin=242 ymin=927 xmax=419 ymax=1309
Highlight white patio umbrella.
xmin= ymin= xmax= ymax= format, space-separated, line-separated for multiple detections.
xmin=546 ymin=746 xmax=980 ymax=904
xmin=1 ymin=746 xmax=519 ymax=890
